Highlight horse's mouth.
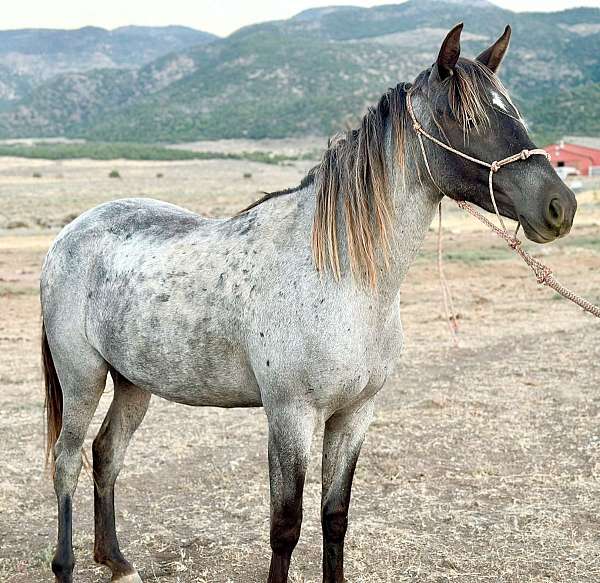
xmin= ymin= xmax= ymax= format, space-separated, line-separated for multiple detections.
xmin=519 ymin=215 xmax=558 ymax=244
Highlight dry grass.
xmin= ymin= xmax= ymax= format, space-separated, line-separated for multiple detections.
xmin=0 ymin=154 xmax=599 ymax=582
xmin=0 ymin=156 xmax=315 ymax=233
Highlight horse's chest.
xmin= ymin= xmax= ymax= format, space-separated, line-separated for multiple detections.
xmin=317 ymin=362 xmax=389 ymax=413
xmin=271 ymin=319 xmax=403 ymax=413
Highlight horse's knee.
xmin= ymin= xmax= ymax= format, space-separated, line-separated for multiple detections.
xmin=322 ymin=503 xmax=348 ymax=544
xmin=270 ymin=503 xmax=302 ymax=555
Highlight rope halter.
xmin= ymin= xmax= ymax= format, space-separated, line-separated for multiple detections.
xmin=406 ymin=88 xmax=550 ymax=233
xmin=405 ymin=87 xmax=600 ymax=323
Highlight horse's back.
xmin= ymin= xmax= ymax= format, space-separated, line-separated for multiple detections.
xmin=50 ymin=197 xmax=210 ymax=248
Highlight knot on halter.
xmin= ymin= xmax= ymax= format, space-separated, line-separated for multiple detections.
xmin=535 ymin=266 xmax=553 ymax=285
xmin=490 ymin=160 xmax=501 ymax=173
xmin=412 ymin=122 xmax=422 ymax=132
xmin=520 ymin=149 xmax=531 ymax=160
xmin=508 ymin=238 xmax=521 ymax=250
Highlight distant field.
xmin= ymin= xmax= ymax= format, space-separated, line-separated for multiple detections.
xmin=0 ymin=141 xmax=316 ymax=164
xmin=0 ymin=154 xmax=317 ymax=232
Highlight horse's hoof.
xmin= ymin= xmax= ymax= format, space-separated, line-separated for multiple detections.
xmin=112 ymin=571 xmax=143 ymax=583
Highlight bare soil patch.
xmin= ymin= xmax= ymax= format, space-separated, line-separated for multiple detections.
xmin=0 ymin=157 xmax=599 ymax=582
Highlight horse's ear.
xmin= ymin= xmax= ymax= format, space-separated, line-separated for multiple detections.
xmin=434 ymin=23 xmax=463 ymax=81
xmin=476 ymin=25 xmax=511 ymax=74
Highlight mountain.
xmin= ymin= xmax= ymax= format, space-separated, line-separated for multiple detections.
xmin=0 ymin=25 xmax=217 ymax=107
xmin=0 ymin=1 xmax=599 ymax=143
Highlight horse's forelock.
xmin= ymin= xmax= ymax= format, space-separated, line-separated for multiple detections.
xmin=444 ymin=59 xmax=519 ymax=133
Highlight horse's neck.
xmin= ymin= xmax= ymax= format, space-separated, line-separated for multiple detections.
xmin=264 ymin=126 xmax=439 ymax=298
xmin=375 ymin=135 xmax=442 ymax=297
xmin=375 ymin=187 xmax=439 ymax=299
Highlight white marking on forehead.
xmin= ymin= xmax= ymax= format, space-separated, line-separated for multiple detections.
xmin=491 ymin=90 xmax=507 ymax=111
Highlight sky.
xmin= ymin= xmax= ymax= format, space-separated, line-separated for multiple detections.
xmin=2 ymin=1 xmax=600 ymax=36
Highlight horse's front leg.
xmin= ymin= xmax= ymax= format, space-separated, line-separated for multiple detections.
xmin=266 ymin=403 xmax=316 ymax=583
xmin=321 ymin=398 xmax=375 ymax=583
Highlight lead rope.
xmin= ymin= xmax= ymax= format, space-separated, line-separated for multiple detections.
xmin=406 ymin=90 xmax=600 ymax=341
xmin=456 ymin=200 xmax=600 ymax=318
xmin=437 ymin=202 xmax=460 ymax=345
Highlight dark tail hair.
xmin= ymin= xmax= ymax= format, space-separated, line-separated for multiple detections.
xmin=42 ymin=322 xmax=62 ymax=473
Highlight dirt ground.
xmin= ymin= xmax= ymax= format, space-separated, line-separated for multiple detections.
xmin=1 ymin=156 xmax=600 ymax=583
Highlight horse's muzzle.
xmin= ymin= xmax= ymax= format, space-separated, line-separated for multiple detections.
xmin=520 ymin=185 xmax=577 ymax=243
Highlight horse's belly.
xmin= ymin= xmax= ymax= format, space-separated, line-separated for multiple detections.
xmin=98 ymin=328 xmax=263 ymax=408
xmin=116 ymin=360 xmax=263 ymax=408
xmin=142 ymin=379 xmax=263 ymax=408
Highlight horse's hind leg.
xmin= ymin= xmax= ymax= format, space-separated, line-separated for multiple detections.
xmin=47 ymin=340 xmax=108 ymax=583
xmin=93 ymin=371 xmax=150 ymax=582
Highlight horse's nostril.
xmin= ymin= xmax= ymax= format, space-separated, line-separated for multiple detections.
xmin=547 ymin=197 xmax=564 ymax=229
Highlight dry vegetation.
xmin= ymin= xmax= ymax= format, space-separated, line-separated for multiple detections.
xmin=1 ymin=153 xmax=600 ymax=582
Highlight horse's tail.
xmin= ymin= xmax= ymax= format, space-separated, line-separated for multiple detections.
xmin=42 ymin=321 xmax=62 ymax=473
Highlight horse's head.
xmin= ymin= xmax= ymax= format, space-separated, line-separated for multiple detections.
xmin=409 ymin=23 xmax=576 ymax=243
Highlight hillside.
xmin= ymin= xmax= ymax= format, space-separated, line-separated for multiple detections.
xmin=527 ymin=84 xmax=600 ymax=146
xmin=0 ymin=26 xmax=217 ymax=107
xmin=0 ymin=0 xmax=599 ymax=143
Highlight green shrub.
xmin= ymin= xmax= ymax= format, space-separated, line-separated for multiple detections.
xmin=108 ymin=169 xmax=121 ymax=179
xmin=6 ymin=219 xmax=29 ymax=229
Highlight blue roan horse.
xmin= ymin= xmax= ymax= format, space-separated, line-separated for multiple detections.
xmin=41 ymin=24 xmax=576 ymax=583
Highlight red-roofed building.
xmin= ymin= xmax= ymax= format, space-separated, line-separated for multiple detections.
xmin=544 ymin=140 xmax=600 ymax=176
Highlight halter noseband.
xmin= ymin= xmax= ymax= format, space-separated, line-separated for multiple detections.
xmin=406 ymin=88 xmax=551 ymax=233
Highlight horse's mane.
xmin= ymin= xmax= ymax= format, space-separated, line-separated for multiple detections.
xmin=239 ymin=59 xmax=516 ymax=286
xmin=311 ymin=84 xmax=408 ymax=287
